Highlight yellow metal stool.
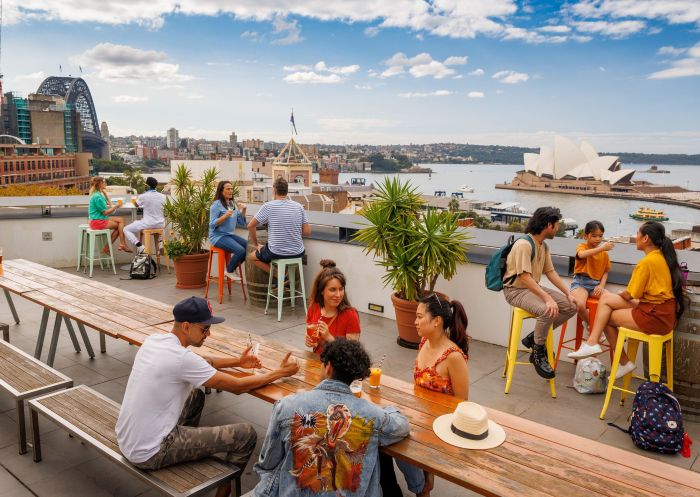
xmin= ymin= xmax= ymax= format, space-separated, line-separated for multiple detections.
xmin=502 ymin=307 xmax=557 ymax=398
xmin=141 ymin=228 xmax=170 ymax=273
xmin=599 ymin=327 xmax=673 ymax=419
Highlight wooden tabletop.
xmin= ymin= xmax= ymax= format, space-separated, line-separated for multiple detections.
xmin=2 ymin=259 xmax=698 ymax=496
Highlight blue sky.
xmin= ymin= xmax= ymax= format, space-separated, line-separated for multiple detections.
xmin=3 ymin=1 xmax=700 ymax=153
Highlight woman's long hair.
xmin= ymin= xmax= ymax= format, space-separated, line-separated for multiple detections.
xmin=309 ymin=260 xmax=353 ymax=313
xmin=419 ymin=294 xmax=470 ymax=357
xmin=640 ymin=221 xmax=685 ymax=319
xmin=89 ymin=176 xmax=105 ymax=196
xmin=214 ymin=181 xmax=232 ymax=208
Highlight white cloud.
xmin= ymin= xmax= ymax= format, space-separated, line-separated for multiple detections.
xmin=15 ymin=71 xmax=46 ymax=81
xmin=569 ymin=0 xmax=700 ymax=27
xmin=658 ymin=46 xmax=687 ymax=56
xmin=573 ymin=20 xmax=646 ymax=38
xmin=452 ymin=74 xmax=464 ymax=79
xmin=364 ymin=26 xmax=381 ymax=37
xmin=492 ymin=70 xmax=529 ymax=84
xmin=271 ymin=16 xmax=303 ymax=45
xmin=284 ymin=72 xmax=343 ymax=84
xmin=468 ymin=68 xmax=485 ymax=76
xmin=354 ymin=84 xmax=373 ymax=90
xmin=467 ymin=91 xmax=485 ymax=98
xmin=206 ymin=62 xmax=231 ymax=66
xmin=381 ymin=52 xmax=461 ymax=79
xmin=537 ymin=25 xmax=571 ymax=33
xmin=113 ymin=95 xmax=149 ymax=103
xmin=649 ymin=42 xmax=700 ymax=79
xmin=283 ymin=64 xmax=312 ymax=72
xmin=502 ymin=25 xmax=568 ymax=43
xmin=599 ymin=66 xmax=606 ymax=72
xmin=314 ymin=61 xmax=360 ymax=74
xmin=73 ymin=42 xmax=193 ymax=82
xmin=241 ymin=31 xmax=264 ymax=42
xmin=397 ymin=90 xmax=452 ymax=98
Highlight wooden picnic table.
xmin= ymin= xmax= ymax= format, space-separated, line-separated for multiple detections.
xmin=0 ymin=259 xmax=174 ymax=365
xmin=2 ymin=259 xmax=699 ymax=496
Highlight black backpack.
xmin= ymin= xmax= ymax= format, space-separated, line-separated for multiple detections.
xmin=128 ymin=252 xmax=158 ymax=280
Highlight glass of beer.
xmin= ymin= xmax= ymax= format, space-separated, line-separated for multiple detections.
xmin=350 ymin=380 xmax=362 ymax=398
xmin=369 ymin=367 xmax=382 ymax=389
xmin=306 ymin=323 xmax=319 ymax=348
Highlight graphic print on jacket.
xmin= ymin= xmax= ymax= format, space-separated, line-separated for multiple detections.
xmin=290 ymin=404 xmax=374 ymax=493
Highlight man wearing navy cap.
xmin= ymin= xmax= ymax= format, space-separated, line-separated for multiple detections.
xmin=116 ymin=296 xmax=299 ymax=497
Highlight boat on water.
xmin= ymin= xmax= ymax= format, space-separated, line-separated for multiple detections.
xmin=629 ymin=206 xmax=669 ymax=221
xmin=458 ymin=184 xmax=474 ymax=193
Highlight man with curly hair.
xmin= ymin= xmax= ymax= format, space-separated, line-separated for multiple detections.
xmin=253 ymin=340 xmax=410 ymax=496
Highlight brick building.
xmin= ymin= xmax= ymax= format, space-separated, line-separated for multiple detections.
xmin=0 ymin=143 xmax=92 ymax=191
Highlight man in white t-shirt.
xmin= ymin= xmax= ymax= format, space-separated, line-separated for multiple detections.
xmin=116 ymin=296 xmax=299 ymax=497
xmin=124 ymin=176 xmax=167 ymax=253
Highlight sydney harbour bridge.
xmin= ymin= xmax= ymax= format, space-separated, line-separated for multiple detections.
xmin=36 ymin=76 xmax=108 ymax=159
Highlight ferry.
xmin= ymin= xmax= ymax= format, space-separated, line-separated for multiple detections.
xmin=629 ymin=207 xmax=669 ymax=222
xmin=458 ymin=184 xmax=474 ymax=193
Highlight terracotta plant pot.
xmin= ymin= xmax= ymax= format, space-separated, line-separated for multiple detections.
xmin=391 ymin=291 xmax=449 ymax=349
xmin=172 ymin=252 xmax=210 ymax=289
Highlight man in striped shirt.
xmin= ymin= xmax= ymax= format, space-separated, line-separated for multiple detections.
xmin=248 ymin=177 xmax=311 ymax=273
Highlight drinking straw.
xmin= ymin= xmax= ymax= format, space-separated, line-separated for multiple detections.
xmin=377 ymin=354 xmax=386 ymax=369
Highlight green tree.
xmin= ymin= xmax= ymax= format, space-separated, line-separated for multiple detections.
xmin=448 ymin=197 xmax=460 ymax=213
xmin=506 ymin=221 xmax=524 ymax=233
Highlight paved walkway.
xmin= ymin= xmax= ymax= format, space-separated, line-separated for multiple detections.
xmin=0 ymin=267 xmax=697 ymax=497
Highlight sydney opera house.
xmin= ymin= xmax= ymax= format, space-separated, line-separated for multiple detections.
xmin=505 ymin=136 xmax=641 ymax=194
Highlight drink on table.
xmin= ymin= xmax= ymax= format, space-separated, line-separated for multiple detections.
xmin=131 ymin=196 xmax=137 ymax=205
xmin=306 ymin=324 xmax=319 ymax=348
xmin=0 ymin=247 xmax=3 ymax=264
xmin=350 ymin=380 xmax=362 ymax=398
xmin=368 ymin=367 xmax=382 ymax=388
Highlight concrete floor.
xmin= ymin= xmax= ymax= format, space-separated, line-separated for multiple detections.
xmin=0 ymin=267 xmax=698 ymax=497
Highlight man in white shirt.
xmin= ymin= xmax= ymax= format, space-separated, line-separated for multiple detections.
xmin=124 ymin=176 xmax=167 ymax=253
xmin=116 ymin=296 xmax=299 ymax=497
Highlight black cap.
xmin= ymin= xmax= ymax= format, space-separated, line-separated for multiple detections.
xmin=173 ymin=296 xmax=225 ymax=325
xmin=146 ymin=177 xmax=158 ymax=190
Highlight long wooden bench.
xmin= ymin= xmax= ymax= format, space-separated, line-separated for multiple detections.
xmin=28 ymin=385 xmax=243 ymax=497
xmin=0 ymin=339 xmax=73 ymax=454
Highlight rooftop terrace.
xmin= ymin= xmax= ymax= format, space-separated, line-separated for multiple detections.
xmin=1 ymin=201 xmax=699 ymax=496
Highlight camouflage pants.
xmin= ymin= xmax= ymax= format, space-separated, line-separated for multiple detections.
xmin=134 ymin=389 xmax=257 ymax=471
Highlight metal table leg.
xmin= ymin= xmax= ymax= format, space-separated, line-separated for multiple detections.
xmin=46 ymin=313 xmax=63 ymax=367
xmin=63 ymin=316 xmax=81 ymax=353
xmin=68 ymin=318 xmax=94 ymax=358
xmin=3 ymin=289 xmax=20 ymax=324
xmin=99 ymin=331 xmax=106 ymax=353
xmin=34 ymin=308 xmax=50 ymax=359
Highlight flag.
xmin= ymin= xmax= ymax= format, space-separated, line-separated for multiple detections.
xmin=59 ymin=64 xmax=62 ymax=73
xmin=619 ymin=218 xmax=622 ymax=224
xmin=79 ymin=65 xmax=83 ymax=73
xmin=290 ymin=110 xmax=298 ymax=135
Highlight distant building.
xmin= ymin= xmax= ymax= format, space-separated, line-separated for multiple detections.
xmin=271 ymin=137 xmax=313 ymax=187
xmin=100 ymin=121 xmax=111 ymax=158
xmin=166 ymin=128 xmax=179 ymax=149
xmin=229 ymin=132 xmax=237 ymax=147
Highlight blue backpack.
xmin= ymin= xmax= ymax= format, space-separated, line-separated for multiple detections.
xmin=610 ymin=381 xmax=685 ymax=454
xmin=485 ymin=235 xmax=535 ymax=291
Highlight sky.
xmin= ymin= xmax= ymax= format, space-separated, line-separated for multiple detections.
xmin=2 ymin=1 xmax=700 ymax=153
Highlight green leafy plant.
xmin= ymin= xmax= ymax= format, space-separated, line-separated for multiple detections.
xmin=163 ymin=164 xmax=219 ymax=259
xmin=354 ymin=177 xmax=470 ymax=301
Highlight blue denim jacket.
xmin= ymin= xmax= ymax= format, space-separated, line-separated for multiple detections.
xmin=209 ymin=200 xmax=246 ymax=245
xmin=254 ymin=379 xmax=410 ymax=497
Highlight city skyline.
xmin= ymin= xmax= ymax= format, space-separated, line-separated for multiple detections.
xmin=2 ymin=1 xmax=700 ymax=153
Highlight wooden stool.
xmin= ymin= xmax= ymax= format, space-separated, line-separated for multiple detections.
xmin=554 ymin=297 xmax=613 ymax=369
xmin=140 ymin=228 xmax=170 ymax=273
xmin=599 ymin=327 xmax=673 ymax=419
xmin=76 ymin=223 xmax=90 ymax=271
xmin=205 ymin=247 xmax=246 ymax=304
xmin=502 ymin=307 xmax=556 ymax=398
xmin=265 ymin=257 xmax=307 ymax=322
xmin=85 ymin=229 xmax=116 ymax=278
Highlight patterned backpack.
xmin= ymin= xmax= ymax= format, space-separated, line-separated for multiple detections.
xmin=611 ymin=381 xmax=688 ymax=455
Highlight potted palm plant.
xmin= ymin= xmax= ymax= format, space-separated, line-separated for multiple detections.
xmin=354 ymin=178 xmax=470 ymax=347
xmin=163 ymin=164 xmax=218 ymax=289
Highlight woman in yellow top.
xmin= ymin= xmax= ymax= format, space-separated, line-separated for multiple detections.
xmin=570 ymin=220 xmax=613 ymax=327
xmin=569 ymin=222 xmax=685 ymax=380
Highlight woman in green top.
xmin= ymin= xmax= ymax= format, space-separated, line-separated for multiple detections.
xmin=88 ymin=176 xmax=128 ymax=252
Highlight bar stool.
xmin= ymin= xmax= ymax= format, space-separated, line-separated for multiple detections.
xmin=599 ymin=327 xmax=673 ymax=419
xmin=205 ymin=247 xmax=246 ymax=304
xmin=141 ymin=228 xmax=170 ymax=273
xmin=76 ymin=223 xmax=90 ymax=271
xmin=265 ymin=258 xmax=307 ymax=322
xmin=502 ymin=307 xmax=556 ymax=398
xmin=84 ymin=228 xmax=116 ymax=277
xmin=554 ymin=297 xmax=613 ymax=369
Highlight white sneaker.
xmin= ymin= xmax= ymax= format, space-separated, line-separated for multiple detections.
xmin=567 ymin=342 xmax=603 ymax=359
xmin=615 ymin=361 xmax=636 ymax=380
xmin=225 ymin=270 xmax=242 ymax=282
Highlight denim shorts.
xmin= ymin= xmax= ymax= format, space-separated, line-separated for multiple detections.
xmin=571 ymin=274 xmax=600 ymax=295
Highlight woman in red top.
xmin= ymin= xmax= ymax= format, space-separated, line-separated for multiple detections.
xmin=304 ymin=260 xmax=360 ymax=354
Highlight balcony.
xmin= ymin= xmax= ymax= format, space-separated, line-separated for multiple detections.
xmin=1 ymin=198 xmax=699 ymax=496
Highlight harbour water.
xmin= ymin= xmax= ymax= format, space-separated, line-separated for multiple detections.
xmin=324 ymin=163 xmax=699 ymax=236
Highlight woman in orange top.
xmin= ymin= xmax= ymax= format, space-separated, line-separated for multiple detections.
xmin=569 ymin=222 xmax=685 ymax=379
xmin=304 ymin=260 xmax=360 ymax=355
xmin=570 ymin=220 xmax=613 ymax=327
xmin=383 ymin=293 xmax=470 ymax=497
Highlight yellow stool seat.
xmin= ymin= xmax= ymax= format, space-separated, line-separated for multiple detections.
xmin=599 ymin=327 xmax=673 ymax=420
xmin=140 ymin=228 xmax=170 ymax=273
xmin=502 ymin=307 xmax=556 ymax=398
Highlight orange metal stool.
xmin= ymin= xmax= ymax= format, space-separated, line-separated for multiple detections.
xmin=205 ymin=247 xmax=246 ymax=304
xmin=554 ymin=297 xmax=612 ymax=369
